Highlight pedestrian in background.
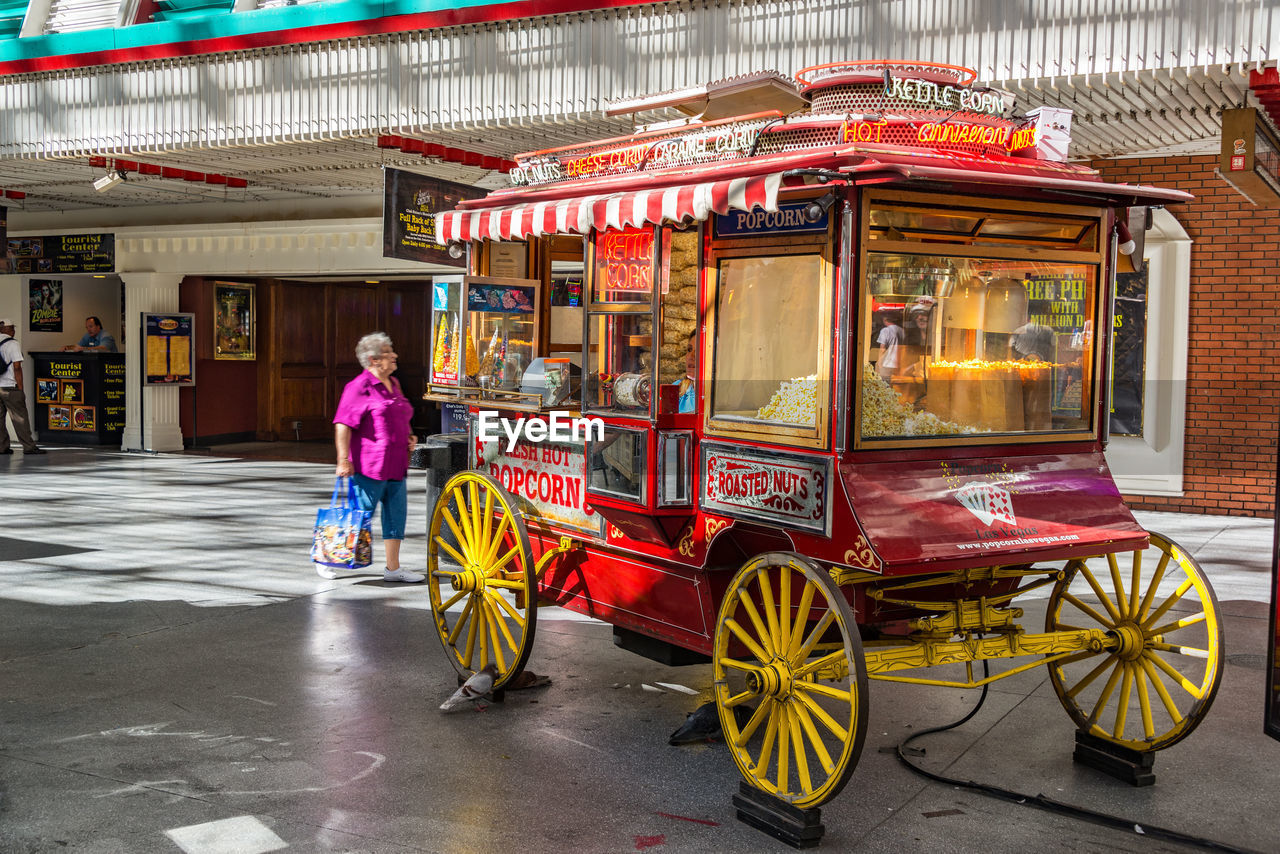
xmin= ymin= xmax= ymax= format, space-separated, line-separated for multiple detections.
xmin=0 ymin=318 xmax=46 ymax=455
xmin=330 ymin=331 xmax=422 ymax=582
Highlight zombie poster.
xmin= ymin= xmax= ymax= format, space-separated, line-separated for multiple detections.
xmin=29 ymin=279 xmax=63 ymax=332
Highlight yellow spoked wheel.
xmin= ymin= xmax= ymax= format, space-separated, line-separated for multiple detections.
xmin=713 ymin=552 xmax=868 ymax=808
xmin=427 ymin=471 xmax=536 ymax=690
xmin=1046 ymin=531 xmax=1223 ymax=751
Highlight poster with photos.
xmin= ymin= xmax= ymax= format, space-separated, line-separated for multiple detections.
xmin=36 ymin=379 xmax=58 ymax=403
xmin=71 ymin=406 xmax=96 ymax=431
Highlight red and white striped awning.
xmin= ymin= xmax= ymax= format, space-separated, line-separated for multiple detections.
xmin=435 ymin=172 xmax=785 ymax=244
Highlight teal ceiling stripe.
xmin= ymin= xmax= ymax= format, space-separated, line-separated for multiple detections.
xmin=0 ymin=0 xmax=535 ymax=62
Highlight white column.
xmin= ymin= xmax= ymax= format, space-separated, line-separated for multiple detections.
xmin=120 ymin=273 xmax=185 ymax=452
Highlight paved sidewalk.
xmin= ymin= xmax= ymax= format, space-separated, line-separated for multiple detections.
xmin=1 ymin=446 xmax=1277 ymax=853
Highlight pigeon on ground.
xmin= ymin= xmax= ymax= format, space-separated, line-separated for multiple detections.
xmin=441 ymin=664 xmax=498 ymax=712
xmin=668 ymin=700 xmax=755 ymax=745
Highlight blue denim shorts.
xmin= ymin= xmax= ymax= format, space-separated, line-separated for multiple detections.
xmin=350 ymin=474 xmax=407 ymax=540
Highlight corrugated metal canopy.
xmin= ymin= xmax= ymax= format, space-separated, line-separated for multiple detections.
xmin=0 ymin=0 xmax=1274 ymax=219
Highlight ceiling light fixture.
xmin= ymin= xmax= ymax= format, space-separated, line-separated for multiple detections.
xmin=93 ymin=169 xmax=126 ymax=193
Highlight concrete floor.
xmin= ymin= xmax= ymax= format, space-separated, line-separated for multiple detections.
xmin=2 ymin=445 xmax=1278 ymax=853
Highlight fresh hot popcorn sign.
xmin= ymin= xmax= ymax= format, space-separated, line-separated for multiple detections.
xmin=474 ymin=433 xmax=601 ymax=535
xmin=701 ymin=443 xmax=830 ymax=534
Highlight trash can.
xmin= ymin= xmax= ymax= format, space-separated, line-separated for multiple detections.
xmin=414 ymin=433 xmax=471 ymax=554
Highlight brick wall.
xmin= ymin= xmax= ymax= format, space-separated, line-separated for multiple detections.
xmin=1091 ymin=155 xmax=1278 ymax=517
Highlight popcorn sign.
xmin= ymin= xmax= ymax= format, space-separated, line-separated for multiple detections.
xmin=473 ymin=425 xmax=602 ymax=535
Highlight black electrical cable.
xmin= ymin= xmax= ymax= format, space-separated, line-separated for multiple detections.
xmin=893 ymin=659 xmax=1259 ymax=854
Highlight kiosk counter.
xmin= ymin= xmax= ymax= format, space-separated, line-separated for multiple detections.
xmin=31 ymin=352 xmax=126 ymax=446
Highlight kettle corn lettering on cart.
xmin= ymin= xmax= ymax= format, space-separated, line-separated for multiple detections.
xmin=422 ymin=61 xmax=1219 ymax=809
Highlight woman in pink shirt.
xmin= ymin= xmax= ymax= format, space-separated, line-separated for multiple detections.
xmin=330 ymin=332 xmax=423 ymax=583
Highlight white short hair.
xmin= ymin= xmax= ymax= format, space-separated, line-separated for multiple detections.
xmin=356 ymin=332 xmax=392 ymax=368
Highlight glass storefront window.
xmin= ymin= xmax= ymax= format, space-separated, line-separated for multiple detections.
xmin=710 ymin=253 xmax=825 ymax=431
xmin=860 ymin=252 xmax=1097 ymax=440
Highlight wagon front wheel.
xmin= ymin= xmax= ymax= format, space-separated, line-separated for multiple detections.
xmin=427 ymin=471 xmax=536 ymax=690
xmin=713 ymin=552 xmax=868 ymax=808
xmin=1046 ymin=531 xmax=1224 ymax=751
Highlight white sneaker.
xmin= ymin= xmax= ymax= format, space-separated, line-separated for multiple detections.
xmin=384 ymin=567 xmax=425 ymax=583
xmin=315 ymin=564 xmax=361 ymax=580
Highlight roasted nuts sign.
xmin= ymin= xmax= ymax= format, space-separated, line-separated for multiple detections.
xmin=701 ymin=442 xmax=830 ymax=534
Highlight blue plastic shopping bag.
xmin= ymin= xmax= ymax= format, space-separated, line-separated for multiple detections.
xmin=311 ymin=477 xmax=373 ymax=569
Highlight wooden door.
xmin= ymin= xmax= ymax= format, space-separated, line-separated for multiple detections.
xmin=259 ymin=279 xmax=431 ymax=440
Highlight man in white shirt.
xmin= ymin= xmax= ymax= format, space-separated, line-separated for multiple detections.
xmin=0 ymin=318 xmax=46 ymax=455
xmin=876 ymin=314 xmax=906 ymax=381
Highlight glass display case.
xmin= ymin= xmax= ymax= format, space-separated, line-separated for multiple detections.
xmin=585 ymin=313 xmax=654 ymax=413
xmin=583 ymin=226 xmax=660 ymax=416
xmin=429 ymin=275 xmax=467 ymax=387
xmin=588 ymin=425 xmax=647 ymax=502
xmin=428 ymin=274 xmax=540 ymax=399
xmin=591 ymin=226 xmax=655 ymax=304
xmin=658 ymin=229 xmax=699 ymax=414
xmin=858 ymin=195 xmax=1102 ymax=443
xmin=468 ymin=276 xmax=539 ymax=392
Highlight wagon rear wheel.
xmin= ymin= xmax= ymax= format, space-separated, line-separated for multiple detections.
xmin=427 ymin=471 xmax=536 ymax=690
xmin=713 ymin=552 xmax=868 ymax=808
xmin=1046 ymin=532 xmax=1223 ymax=751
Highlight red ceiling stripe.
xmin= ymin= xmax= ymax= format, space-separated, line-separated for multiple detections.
xmin=1250 ymin=67 xmax=1280 ymax=130
xmin=85 ymin=155 xmax=252 ymax=188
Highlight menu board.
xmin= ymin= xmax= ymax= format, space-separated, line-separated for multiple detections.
xmin=143 ymin=313 xmax=195 ymax=385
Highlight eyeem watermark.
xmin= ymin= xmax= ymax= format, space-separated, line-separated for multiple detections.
xmin=477 ymin=410 xmax=605 ymax=452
